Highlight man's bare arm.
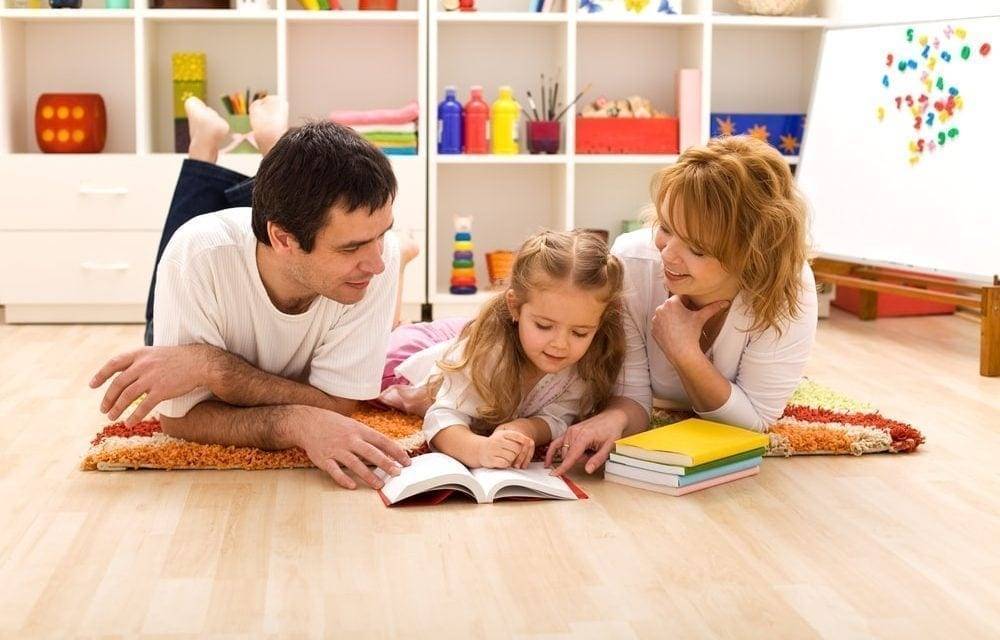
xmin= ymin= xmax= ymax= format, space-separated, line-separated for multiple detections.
xmin=159 ymin=401 xmax=410 ymax=490
xmin=204 ymin=347 xmax=359 ymax=415
xmin=92 ymin=345 xmax=359 ymax=426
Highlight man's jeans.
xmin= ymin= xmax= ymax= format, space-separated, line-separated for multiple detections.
xmin=144 ymin=159 xmax=254 ymax=345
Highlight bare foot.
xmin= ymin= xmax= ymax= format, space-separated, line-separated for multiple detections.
xmin=249 ymin=95 xmax=289 ymax=156
xmin=185 ymin=96 xmax=229 ymax=164
xmin=400 ymin=235 xmax=421 ymax=267
xmin=393 ymin=234 xmax=421 ymax=329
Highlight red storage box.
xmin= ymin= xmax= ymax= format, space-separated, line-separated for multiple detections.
xmin=833 ymin=268 xmax=957 ymax=318
xmin=833 ymin=286 xmax=955 ymax=318
xmin=575 ymin=117 xmax=679 ymax=154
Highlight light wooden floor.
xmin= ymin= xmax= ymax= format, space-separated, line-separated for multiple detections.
xmin=0 ymin=309 xmax=997 ymax=639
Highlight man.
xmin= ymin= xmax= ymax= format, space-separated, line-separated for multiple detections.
xmin=91 ymin=118 xmax=411 ymax=490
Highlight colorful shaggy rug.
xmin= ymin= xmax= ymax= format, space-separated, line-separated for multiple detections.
xmin=650 ymin=379 xmax=925 ymax=456
xmin=81 ymin=380 xmax=924 ymax=471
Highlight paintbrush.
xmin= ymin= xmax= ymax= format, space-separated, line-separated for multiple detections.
xmin=554 ymin=83 xmax=592 ymax=121
xmin=525 ymin=90 xmax=540 ymax=121
xmin=540 ymin=74 xmax=546 ymax=124
xmin=550 ymin=69 xmax=560 ymax=120
xmin=550 ymin=81 xmax=559 ymax=120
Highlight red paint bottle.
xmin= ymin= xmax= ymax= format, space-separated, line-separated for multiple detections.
xmin=463 ymin=85 xmax=489 ymax=154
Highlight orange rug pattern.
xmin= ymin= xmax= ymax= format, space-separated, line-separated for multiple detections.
xmin=81 ymin=381 xmax=924 ymax=471
xmin=82 ymin=407 xmax=428 ymax=471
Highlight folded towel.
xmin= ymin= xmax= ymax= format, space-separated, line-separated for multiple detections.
xmin=383 ymin=148 xmax=418 ymax=156
xmin=330 ymin=101 xmax=420 ymax=126
xmin=352 ymin=122 xmax=418 ymax=134
xmin=370 ymin=140 xmax=419 ymax=149
xmin=363 ymin=132 xmax=419 ymax=144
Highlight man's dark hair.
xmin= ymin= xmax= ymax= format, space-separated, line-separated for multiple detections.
xmin=251 ymin=120 xmax=397 ymax=252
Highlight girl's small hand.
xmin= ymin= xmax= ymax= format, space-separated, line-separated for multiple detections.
xmin=478 ymin=429 xmax=534 ymax=469
xmin=496 ymin=420 xmax=541 ymax=468
xmin=651 ymin=295 xmax=730 ymax=364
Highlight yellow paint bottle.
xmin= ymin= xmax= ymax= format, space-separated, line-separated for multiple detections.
xmin=490 ymin=85 xmax=520 ymax=155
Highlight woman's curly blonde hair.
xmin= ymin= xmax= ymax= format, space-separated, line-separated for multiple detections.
xmin=650 ymin=135 xmax=810 ymax=334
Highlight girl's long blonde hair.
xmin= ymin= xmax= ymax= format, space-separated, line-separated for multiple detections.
xmin=439 ymin=230 xmax=625 ymax=426
xmin=650 ymin=135 xmax=810 ymax=334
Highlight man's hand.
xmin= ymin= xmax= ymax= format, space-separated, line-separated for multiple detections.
xmin=90 ymin=345 xmax=216 ymax=426
xmin=292 ymin=408 xmax=411 ymax=490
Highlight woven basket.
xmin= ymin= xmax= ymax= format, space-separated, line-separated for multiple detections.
xmin=735 ymin=0 xmax=806 ymax=16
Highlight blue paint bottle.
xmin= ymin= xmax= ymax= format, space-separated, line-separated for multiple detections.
xmin=438 ymin=86 xmax=463 ymax=155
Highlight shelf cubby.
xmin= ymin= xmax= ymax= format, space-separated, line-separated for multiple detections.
xmin=433 ymin=163 xmax=567 ymax=299
xmin=0 ymin=19 xmax=135 ymax=153
xmin=145 ymin=18 xmax=278 ymax=153
xmin=573 ymin=163 xmax=657 ymax=246
xmin=287 ymin=19 xmax=420 ymax=125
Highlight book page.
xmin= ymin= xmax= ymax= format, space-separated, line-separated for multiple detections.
xmin=378 ymin=453 xmax=484 ymax=504
xmin=471 ymin=463 xmax=577 ymax=502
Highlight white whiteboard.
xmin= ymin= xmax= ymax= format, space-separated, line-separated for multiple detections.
xmin=798 ymin=16 xmax=1000 ymax=282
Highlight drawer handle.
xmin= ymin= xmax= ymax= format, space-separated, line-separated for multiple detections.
xmin=79 ymin=186 xmax=129 ymax=196
xmin=81 ymin=261 xmax=131 ymax=272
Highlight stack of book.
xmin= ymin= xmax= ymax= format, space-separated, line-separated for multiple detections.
xmin=604 ymin=419 xmax=769 ymax=496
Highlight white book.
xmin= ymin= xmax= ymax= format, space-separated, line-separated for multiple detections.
xmin=608 ymin=452 xmax=688 ymax=475
xmin=605 ymin=466 xmax=760 ymax=497
xmin=376 ymin=452 xmax=583 ymax=505
xmin=605 ymin=456 xmax=761 ymax=488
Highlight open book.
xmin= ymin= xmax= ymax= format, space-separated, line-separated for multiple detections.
xmin=376 ymin=452 xmax=587 ymax=506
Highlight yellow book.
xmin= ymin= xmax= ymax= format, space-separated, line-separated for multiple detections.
xmin=614 ymin=419 xmax=769 ymax=467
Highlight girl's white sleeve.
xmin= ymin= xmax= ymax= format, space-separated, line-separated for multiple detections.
xmin=421 ymin=368 xmax=482 ymax=448
xmin=531 ymin=377 xmax=588 ymax=440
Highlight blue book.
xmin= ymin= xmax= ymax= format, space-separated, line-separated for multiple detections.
xmin=604 ymin=456 xmax=762 ymax=488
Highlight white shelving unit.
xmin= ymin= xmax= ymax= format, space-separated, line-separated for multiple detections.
xmin=0 ymin=0 xmax=829 ymax=322
xmin=429 ymin=0 xmax=828 ymax=315
xmin=0 ymin=0 xmax=427 ymax=323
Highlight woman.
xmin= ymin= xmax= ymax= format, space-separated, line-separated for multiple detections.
xmin=547 ymin=135 xmax=818 ymax=475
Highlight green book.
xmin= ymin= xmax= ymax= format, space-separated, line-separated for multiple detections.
xmin=607 ymin=447 xmax=766 ymax=476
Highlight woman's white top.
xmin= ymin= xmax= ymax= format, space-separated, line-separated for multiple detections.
xmin=611 ymin=228 xmax=818 ymax=432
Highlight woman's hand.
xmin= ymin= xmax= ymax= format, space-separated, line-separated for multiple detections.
xmin=478 ymin=429 xmax=534 ymax=469
xmin=545 ymin=410 xmax=628 ymax=476
xmin=651 ymin=295 xmax=730 ymax=364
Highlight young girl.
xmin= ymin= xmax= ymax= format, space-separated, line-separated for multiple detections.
xmin=377 ymin=229 xmax=625 ymax=469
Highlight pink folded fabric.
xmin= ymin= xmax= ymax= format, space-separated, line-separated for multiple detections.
xmin=329 ymin=101 xmax=420 ymax=126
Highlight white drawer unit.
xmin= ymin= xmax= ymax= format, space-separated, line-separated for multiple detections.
xmin=0 ymin=231 xmax=159 ymax=323
xmin=0 ymin=153 xmax=429 ymax=322
xmin=0 ymin=155 xmax=177 ymax=232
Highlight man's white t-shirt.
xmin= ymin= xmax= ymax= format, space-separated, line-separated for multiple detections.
xmin=152 ymin=207 xmax=399 ymax=418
